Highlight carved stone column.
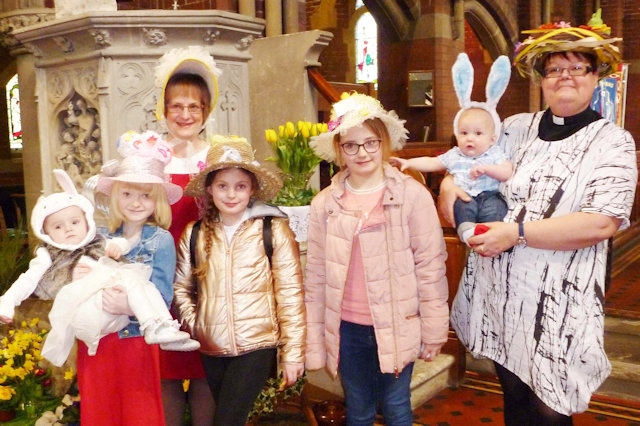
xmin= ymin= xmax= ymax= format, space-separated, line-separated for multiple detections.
xmin=11 ymin=11 xmax=264 ymax=217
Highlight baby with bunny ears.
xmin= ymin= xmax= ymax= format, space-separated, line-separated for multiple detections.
xmin=0 ymin=134 xmax=200 ymax=367
xmin=391 ymin=53 xmax=513 ymax=245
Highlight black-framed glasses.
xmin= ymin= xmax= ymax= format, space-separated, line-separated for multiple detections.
xmin=543 ymin=64 xmax=593 ymax=79
xmin=167 ymin=103 xmax=204 ymax=115
xmin=340 ymin=139 xmax=381 ymax=155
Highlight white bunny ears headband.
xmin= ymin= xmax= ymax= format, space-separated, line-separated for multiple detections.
xmin=31 ymin=169 xmax=97 ymax=251
xmin=452 ymin=53 xmax=511 ymax=141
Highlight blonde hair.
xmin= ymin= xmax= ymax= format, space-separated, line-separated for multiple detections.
xmin=332 ymin=117 xmax=393 ymax=167
xmin=107 ymin=181 xmax=172 ymax=232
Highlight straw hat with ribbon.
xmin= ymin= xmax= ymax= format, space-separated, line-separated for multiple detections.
xmin=185 ymin=135 xmax=282 ymax=202
xmin=96 ymin=130 xmax=183 ymax=204
xmin=513 ymin=10 xmax=622 ymax=80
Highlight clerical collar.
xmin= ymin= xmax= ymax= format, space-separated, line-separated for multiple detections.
xmin=538 ymin=107 xmax=602 ymax=141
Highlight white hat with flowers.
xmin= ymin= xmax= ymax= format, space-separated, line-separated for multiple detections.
xmin=154 ymin=46 xmax=223 ymax=120
xmin=310 ymin=93 xmax=409 ymax=163
xmin=96 ymin=130 xmax=183 ymax=204
xmin=185 ymin=135 xmax=283 ymax=202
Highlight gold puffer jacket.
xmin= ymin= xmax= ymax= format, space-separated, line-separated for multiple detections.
xmin=173 ymin=203 xmax=305 ymax=364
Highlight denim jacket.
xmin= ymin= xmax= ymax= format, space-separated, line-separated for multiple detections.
xmin=98 ymin=225 xmax=177 ymax=339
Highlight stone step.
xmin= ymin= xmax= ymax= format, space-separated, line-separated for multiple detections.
xmin=599 ymin=316 xmax=640 ymax=402
xmin=464 ymin=316 xmax=640 ymax=403
xmin=304 ymin=353 xmax=456 ymax=409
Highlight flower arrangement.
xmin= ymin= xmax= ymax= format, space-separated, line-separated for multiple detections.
xmin=265 ymin=121 xmax=328 ymax=206
xmin=248 ymin=373 xmax=306 ymax=422
xmin=0 ymin=318 xmax=56 ymax=418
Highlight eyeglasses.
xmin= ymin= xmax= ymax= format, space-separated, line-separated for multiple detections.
xmin=542 ymin=64 xmax=593 ymax=79
xmin=340 ymin=139 xmax=381 ymax=155
xmin=167 ymin=103 xmax=203 ymax=115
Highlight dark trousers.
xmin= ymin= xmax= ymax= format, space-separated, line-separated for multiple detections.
xmin=494 ymin=362 xmax=573 ymax=426
xmin=201 ymin=348 xmax=276 ymax=426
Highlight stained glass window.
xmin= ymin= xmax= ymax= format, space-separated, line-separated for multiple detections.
xmin=6 ymin=74 xmax=21 ymax=151
xmin=355 ymin=6 xmax=378 ymax=84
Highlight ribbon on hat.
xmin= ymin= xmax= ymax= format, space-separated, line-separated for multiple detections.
xmin=219 ymin=145 xmax=261 ymax=167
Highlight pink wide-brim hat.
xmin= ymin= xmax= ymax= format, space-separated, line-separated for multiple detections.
xmin=96 ymin=156 xmax=183 ymax=204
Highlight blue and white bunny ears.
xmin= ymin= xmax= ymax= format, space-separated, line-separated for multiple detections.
xmin=452 ymin=53 xmax=511 ymax=141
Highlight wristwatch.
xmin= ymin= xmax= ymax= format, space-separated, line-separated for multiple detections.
xmin=517 ymin=222 xmax=527 ymax=246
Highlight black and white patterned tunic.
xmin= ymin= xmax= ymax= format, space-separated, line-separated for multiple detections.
xmin=451 ymin=111 xmax=638 ymax=415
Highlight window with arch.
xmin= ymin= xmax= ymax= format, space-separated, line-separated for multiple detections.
xmin=355 ymin=0 xmax=378 ymax=84
xmin=6 ymin=74 xmax=21 ymax=151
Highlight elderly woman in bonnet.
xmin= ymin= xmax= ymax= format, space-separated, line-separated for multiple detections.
xmin=439 ymin=13 xmax=638 ymax=425
xmin=154 ymin=45 xmax=221 ymax=425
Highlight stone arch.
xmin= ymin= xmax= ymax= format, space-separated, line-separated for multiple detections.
xmin=464 ymin=0 xmax=519 ymax=59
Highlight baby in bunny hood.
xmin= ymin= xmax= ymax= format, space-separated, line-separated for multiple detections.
xmin=0 ymin=151 xmax=199 ymax=367
xmin=391 ymin=53 xmax=514 ymax=246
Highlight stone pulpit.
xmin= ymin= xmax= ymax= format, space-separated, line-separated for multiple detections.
xmin=10 ymin=10 xmax=264 ymax=211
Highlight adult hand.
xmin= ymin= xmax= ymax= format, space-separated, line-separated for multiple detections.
xmin=280 ymin=362 xmax=305 ymax=388
xmin=420 ymin=343 xmax=443 ymax=362
xmin=467 ymin=221 xmax=518 ymax=257
xmin=102 ymin=285 xmax=134 ymax=316
xmin=437 ymin=175 xmax=470 ymax=227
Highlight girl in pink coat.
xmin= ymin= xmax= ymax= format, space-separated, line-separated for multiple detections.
xmin=305 ymin=93 xmax=450 ymax=425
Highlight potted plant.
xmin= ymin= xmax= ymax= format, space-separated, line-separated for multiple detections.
xmin=265 ymin=120 xmax=328 ymax=243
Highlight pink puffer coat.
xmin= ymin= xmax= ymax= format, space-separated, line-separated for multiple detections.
xmin=304 ymin=164 xmax=449 ymax=376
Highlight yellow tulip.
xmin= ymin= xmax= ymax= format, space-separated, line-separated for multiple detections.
xmin=265 ymin=129 xmax=277 ymax=144
xmin=285 ymin=121 xmax=296 ymax=137
xmin=278 ymin=125 xmax=285 ymax=138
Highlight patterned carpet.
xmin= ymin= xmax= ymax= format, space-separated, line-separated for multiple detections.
xmin=412 ymin=375 xmax=640 ymax=426
xmin=259 ymin=374 xmax=640 ymax=425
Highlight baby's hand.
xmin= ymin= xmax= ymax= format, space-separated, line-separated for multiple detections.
xmin=72 ymin=262 xmax=93 ymax=281
xmin=0 ymin=315 xmax=13 ymax=325
xmin=389 ymin=156 xmax=409 ymax=171
xmin=105 ymin=241 xmax=123 ymax=259
xmin=470 ymin=165 xmax=485 ymax=179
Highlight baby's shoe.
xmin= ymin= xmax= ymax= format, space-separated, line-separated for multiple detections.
xmin=160 ymin=339 xmax=201 ymax=352
xmin=143 ymin=319 xmax=192 ymax=345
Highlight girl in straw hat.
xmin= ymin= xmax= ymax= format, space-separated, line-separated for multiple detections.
xmin=76 ymin=130 xmax=185 ymax=425
xmin=154 ymin=45 xmax=222 ymax=424
xmin=305 ymin=93 xmax=449 ymax=425
xmin=173 ymin=136 xmax=305 ymax=426
xmin=440 ymin=14 xmax=637 ymax=424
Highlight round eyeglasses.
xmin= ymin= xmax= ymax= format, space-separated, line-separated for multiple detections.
xmin=340 ymin=139 xmax=381 ymax=155
xmin=543 ymin=64 xmax=593 ymax=79
xmin=167 ymin=103 xmax=204 ymax=115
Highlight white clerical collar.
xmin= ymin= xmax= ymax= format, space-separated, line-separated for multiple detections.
xmin=552 ymin=115 xmax=565 ymax=125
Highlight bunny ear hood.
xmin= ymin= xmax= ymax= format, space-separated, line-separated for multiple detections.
xmin=31 ymin=169 xmax=97 ymax=251
xmin=452 ymin=53 xmax=512 ymax=141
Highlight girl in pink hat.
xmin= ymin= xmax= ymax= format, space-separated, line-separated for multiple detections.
xmin=76 ymin=131 xmax=185 ymax=425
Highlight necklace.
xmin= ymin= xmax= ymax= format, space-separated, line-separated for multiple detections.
xmin=345 ymin=178 xmax=387 ymax=194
